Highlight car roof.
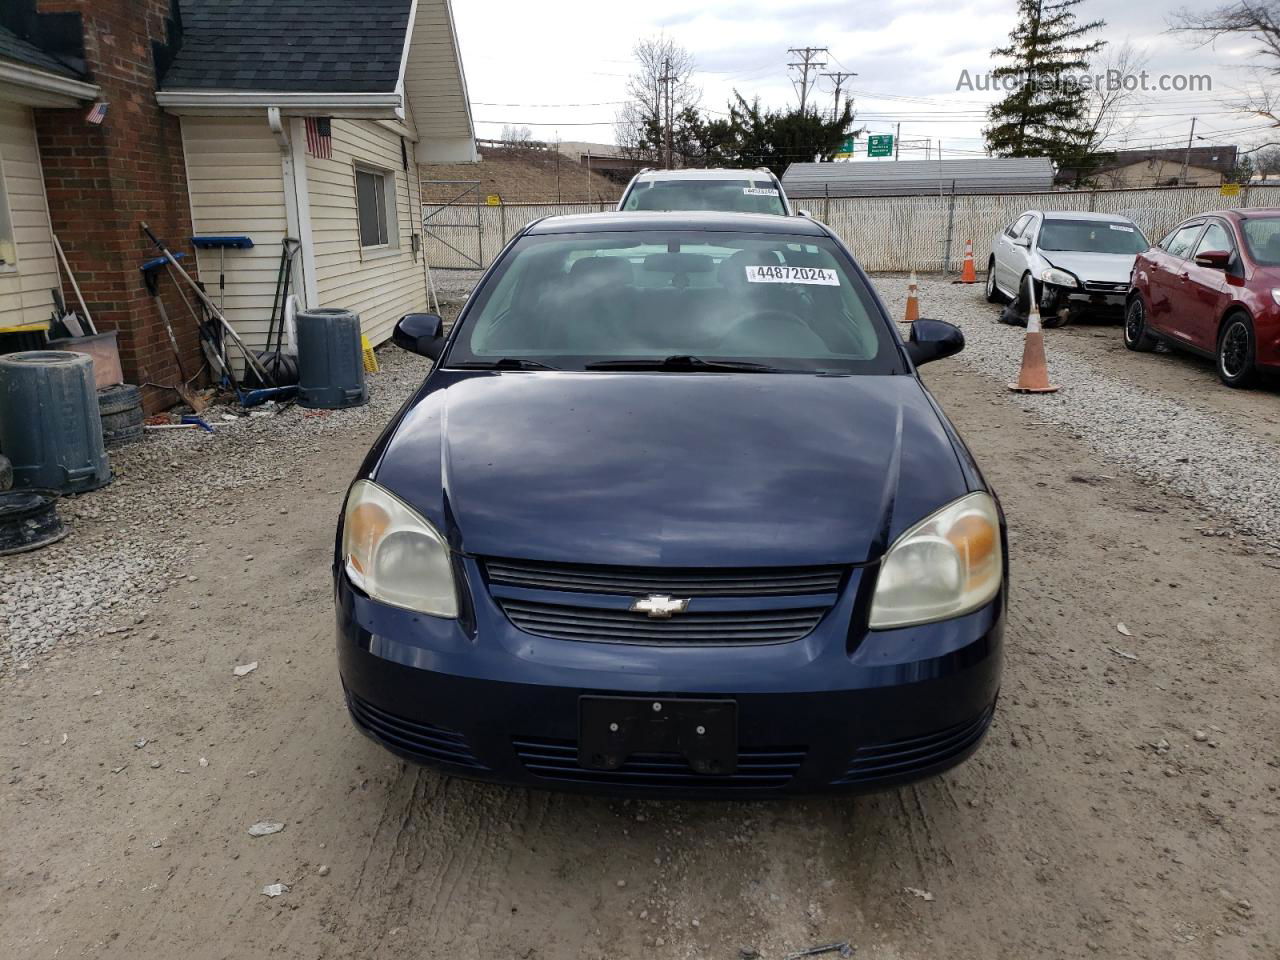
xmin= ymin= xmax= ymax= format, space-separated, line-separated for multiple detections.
xmin=1036 ymin=210 xmax=1136 ymax=223
xmin=525 ymin=211 xmax=827 ymax=236
xmin=1204 ymin=208 xmax=1280 ymax=221
xmin=633 ymin=168 xmax=775 ymax=182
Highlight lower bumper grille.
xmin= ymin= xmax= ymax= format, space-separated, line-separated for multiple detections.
xmin=346 ymin=689 xmax=487 ymax=769
xmin=832 ymin=704 xmax=994 ymax=785
xmin=1082 ymin=281 xmax=1129 ymax=294
xmin=513 ymin=736 xmax=806 ymax=790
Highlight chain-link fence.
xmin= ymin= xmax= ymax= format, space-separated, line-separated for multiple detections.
xmin=423 ymin=185 xmax=1280 ymax=273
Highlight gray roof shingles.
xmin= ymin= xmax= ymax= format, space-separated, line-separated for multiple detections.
xmin=0 ymin=23 xmax=82 ymax=79
xmin=161 ymin=0 xmax=413 ymax=93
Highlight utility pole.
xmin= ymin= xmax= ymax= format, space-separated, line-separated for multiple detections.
xmin=822 ymin=69 xmax=856 ymax=120
xmin=894 ymin=121 xmax=900 ymax=160
xmin=658 ymin=56 xmax=675 ymax=168
xmin=1180 ymin=117 xmax=1197 ymax=186
xmin=787 ymin=46 xmax=828 ymax=113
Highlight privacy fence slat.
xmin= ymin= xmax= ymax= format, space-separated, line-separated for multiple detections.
xmin=423 ymin=186 xmax=1280 ymax=273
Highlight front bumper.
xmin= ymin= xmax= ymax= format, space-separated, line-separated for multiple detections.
xmin=1042 ymin=282 xmax=1127 ymax=319
xmin=335 ymin=560 xmax=1003 ymax=797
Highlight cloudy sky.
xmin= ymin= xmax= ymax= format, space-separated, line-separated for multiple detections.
xmin=451 ymin=0 xmax=1272 ymax=160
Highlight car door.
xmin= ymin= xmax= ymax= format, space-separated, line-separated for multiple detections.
xmin=1181 ymin=219 xmax=1237 ymax=351
xmin=1148 ymin=220 xmax=1205 ymax=338
xmin=995 ymin=214 xmax=1032 ymax=292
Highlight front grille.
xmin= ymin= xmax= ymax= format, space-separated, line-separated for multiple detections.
xmin=832 ymin=704 xmax=994 ymax=786
xmin=513 ymin=736 xmax=805 ymax=790
xmin=1082 ymin=281 xmax=1128 ymax=294
xmin=484 ymin=558 xmax=844 ymax=597
xmin=499 ymin=598 xmax=826 ymax=644
xmin=346 ymin=689 xmax=487 ymax=769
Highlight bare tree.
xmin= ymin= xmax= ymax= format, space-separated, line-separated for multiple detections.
xmin=614 ymin=36 xmax=701 ymax=164
xmin=1255 ymin=143 xmax=1280 ymax=177
xmin=1169 ymin=2 xmax=1280 ymax=124
xmin=499 ymin=124 xmax=534 ymax=145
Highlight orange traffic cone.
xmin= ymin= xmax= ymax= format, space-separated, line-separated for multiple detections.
xmin=902 ymin=271 xmax=920 ymax=324
xmin=1008 ymin=276 xmax=1058 ymax=394
xmin=960 ymin=240 xmax=977 ymax=284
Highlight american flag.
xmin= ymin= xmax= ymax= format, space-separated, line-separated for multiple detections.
xmin=305 ymin=117 xmax=332 ymax=159
xmin=86 ymin=102 xmax=108 ymax=125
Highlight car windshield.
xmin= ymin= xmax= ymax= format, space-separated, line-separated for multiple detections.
xmin=621 ymin=179 xmax=788 ymax=215
xmin=445 ymin=230 xmax=899 ymax=374
xmin=1038 ymin=219 xmax=1149 ymax=254
xmin=1240 ymin=216 xmax=1280 ymax=265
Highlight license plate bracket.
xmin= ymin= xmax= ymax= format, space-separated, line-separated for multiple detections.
xmin=578 ymin=696 xmax=738 ymax=775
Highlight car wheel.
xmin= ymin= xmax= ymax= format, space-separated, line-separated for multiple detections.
xmin=985 ymin=259 xmax=1003 ymax=303
xmin=1015 ymin=272 xmax=1033 ymax=313
xmin=1124 ymin=297 xmax=1157 ymax=352
xmin=1216 ymin=313 xmax=1257 ymax=388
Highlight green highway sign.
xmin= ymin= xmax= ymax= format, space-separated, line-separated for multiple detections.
xmin=867 ymin=134 xmax=894 ymax=158
xmin=835 ymin=135 xmax=856 ymax=156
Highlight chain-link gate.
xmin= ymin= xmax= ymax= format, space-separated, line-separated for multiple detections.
xmin=420 ymin=179 xmax=484 ymax=268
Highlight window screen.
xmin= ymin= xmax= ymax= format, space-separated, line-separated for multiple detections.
xmin=356 ymin=169 xmax=391 ymax=247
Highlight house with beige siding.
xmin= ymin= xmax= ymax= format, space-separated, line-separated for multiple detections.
xmin=157 ymin=0 xmax=476 ymax=353
xmin=0 ymin=22 xmax=98 ymax=331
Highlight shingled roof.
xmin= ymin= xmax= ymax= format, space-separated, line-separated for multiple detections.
xmin=160 ymin=0 xmax=413 ymax=92
xmin=0 ymin=22 xmax=81 ymax=79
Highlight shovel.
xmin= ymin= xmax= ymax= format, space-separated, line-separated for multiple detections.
xmin=141 ymin=259 xmax=207 ymax=413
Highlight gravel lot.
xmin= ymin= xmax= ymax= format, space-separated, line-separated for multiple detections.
xmin=879 ymin=274 xmax=1280 ymax=551
xmin=3 ymin=276 xmax=1277 ymax=959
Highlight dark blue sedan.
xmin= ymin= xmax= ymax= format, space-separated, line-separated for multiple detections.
xmin=336 ymin=211 xmax=1005 ymax=796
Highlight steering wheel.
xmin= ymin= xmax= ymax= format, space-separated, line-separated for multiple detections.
xmin=714 ymin=309 xmax=821 ymax=353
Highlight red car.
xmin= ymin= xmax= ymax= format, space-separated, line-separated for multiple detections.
xmin=1126 ymin=208 xmax=1280 ymax=387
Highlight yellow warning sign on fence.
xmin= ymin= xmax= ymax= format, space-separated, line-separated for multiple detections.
xmin=486 ymin=194 xmax=501 ymax=205
xmin=1220 ymin=182 xmax=1241 ymax=197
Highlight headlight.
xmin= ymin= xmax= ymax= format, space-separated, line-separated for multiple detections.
xmin=1041 ymin=267 xmax=1079 ymax=288
xmin=869 ymin=492 xmax=1002 ymax=630
xmin=341 ymin=479 xmax=458 ymax=617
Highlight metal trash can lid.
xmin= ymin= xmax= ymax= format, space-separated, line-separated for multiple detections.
xmin=0 ymin=350 xmax=87 ymax=365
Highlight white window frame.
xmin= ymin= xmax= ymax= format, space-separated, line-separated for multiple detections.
xmin=0 ymin=149 xmax=18 ymax=272
xmin=354 ymin=163 xmax=399 ymax=254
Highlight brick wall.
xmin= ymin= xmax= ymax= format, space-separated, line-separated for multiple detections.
xmin=34 ymin=0 xmax=199 ymax=414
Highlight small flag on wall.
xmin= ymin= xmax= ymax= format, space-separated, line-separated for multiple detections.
xmin=305 ymin=117 xmax=332 ymax=159
xmin=86 ymin=102 xmax=109 ymax=125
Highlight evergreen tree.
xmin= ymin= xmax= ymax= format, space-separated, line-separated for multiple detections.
xmin=984 ymin=0 xmax=1105 ymax=164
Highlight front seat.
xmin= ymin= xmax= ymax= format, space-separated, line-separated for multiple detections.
xmin=540 ymin=257 xmax=633 ymax=353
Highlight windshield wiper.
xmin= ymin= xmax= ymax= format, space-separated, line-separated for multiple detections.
xmin=584 ymin=355 xmax=778 ymax=372
xmin=450 ymin=357 xmax=559 ymax=371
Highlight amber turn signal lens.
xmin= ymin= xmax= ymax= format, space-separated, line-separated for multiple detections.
xmin=946 ymin=513 xmax=996 ymax=566
xmin=345 ymin=501 xmax=390 ymax=576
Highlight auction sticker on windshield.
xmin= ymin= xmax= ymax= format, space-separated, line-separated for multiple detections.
xmin=745 ymin=265 xmax=839 ymax=285
xmin=1109 ymin=224 xmax=1135 ymax=232
xmin=743 ymin=187 xmax=779 ymax=196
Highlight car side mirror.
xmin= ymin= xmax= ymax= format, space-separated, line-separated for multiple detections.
xmin=1194 ymin=249 xmax=1230 ymax=269
xmin=906 ymin=319 xmax=965 ymax=366
xmin=796 ymin=209 xmax=813 ymax=218
xmin=1014 ymin=235 xmax=1032 ymax=248
xmin=393 ymin=313 xmax=444 ymax=360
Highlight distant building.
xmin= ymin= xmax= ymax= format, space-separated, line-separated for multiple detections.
xmin=782 ymin=158 xmax=1056 ymax=198
xmin=1056 ymin=146 xmax=1239 ymax=188
xmin=555 ymin=141 xmax=645 ymax=181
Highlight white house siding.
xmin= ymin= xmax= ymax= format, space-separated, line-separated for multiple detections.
xmin=180 ymin=116 xmax=289 ymax=352
xmin=307 ymin=118 xmax=426 ymax=345
xmin=0 ymin=101 xmax=58 ymax=329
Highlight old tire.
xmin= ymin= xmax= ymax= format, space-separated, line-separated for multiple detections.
xmin=97 ymin=383 xmax=142 ymax=416
xmin=102 ymin=423 xmax=144 ymax=447
xmin=1124 ymin=297 xmax=1157 ymax=352
xmin=1216 ymin=313 xmax=1257 ymax=388
xmin=985 ymin=259 xmax=1004 ymax=303
xmin=101 ymin=407 xmax=144 ymax=431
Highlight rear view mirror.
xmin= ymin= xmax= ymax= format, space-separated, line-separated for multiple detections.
xmin=394 ymin=313 xmax=444 ymax=360
xmin=906 ymin=319 xmax=965 ymax=366
xmin=1194 ymin=249 xmax=1230 ymax=269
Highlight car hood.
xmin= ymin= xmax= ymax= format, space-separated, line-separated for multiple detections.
xmin=1040 ymin=250 xmax=1137 ymax=284
xmin=371 ymin=371 xmax=971 ymax=568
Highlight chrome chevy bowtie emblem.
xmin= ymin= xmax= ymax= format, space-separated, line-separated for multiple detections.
xmin=630 ymin=595 xmax=690 ymax=618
